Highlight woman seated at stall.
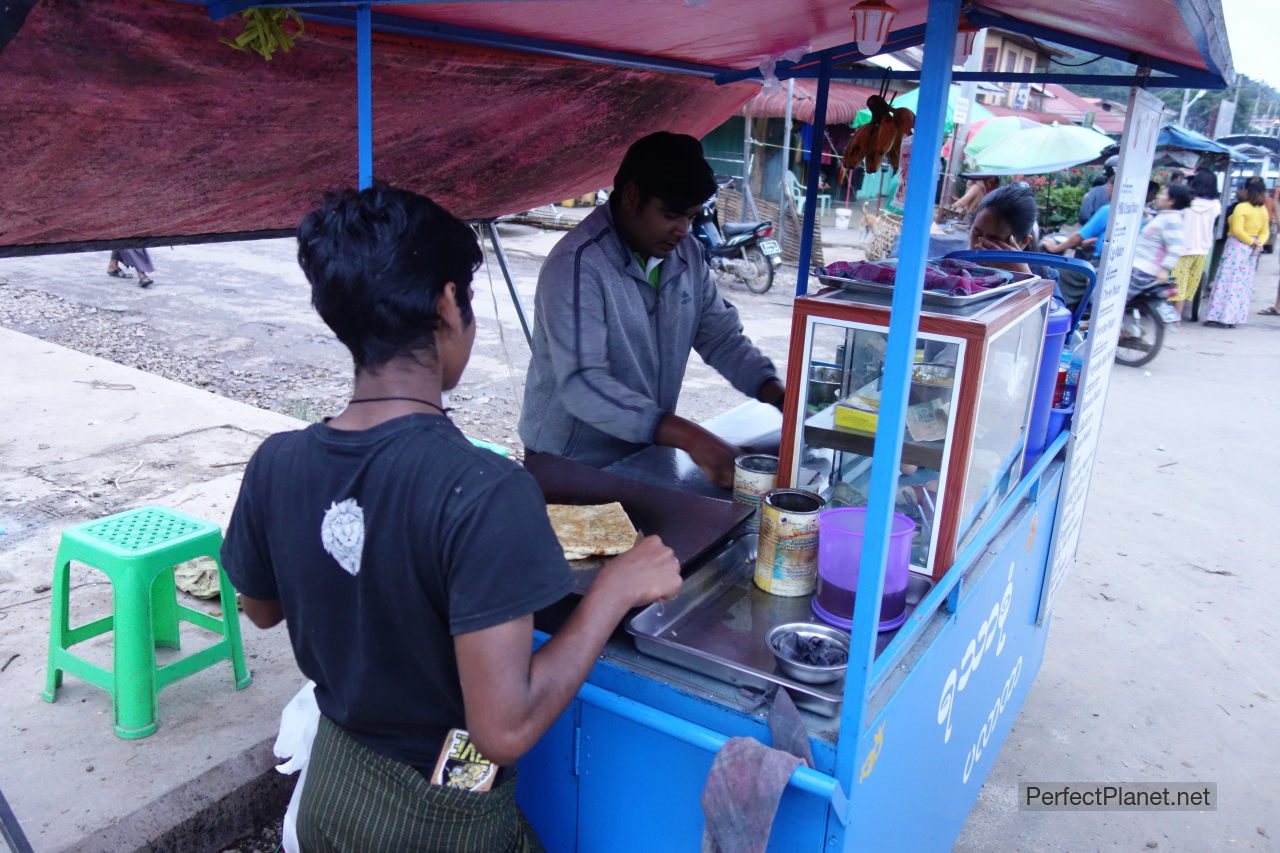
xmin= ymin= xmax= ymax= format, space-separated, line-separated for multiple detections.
xmin=966 ymin=182 xmax=1043 ymax=275
xmin=951 ymin=176 xmax=1000 ymax=218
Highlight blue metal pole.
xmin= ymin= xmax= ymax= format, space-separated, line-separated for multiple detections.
xmin=833 ymin=0 xmax=960 ymax=790
xmin=357 ymin=3 xmax=373 ymax=189
xmin=795 ymin=57 xmax=832 ymax=297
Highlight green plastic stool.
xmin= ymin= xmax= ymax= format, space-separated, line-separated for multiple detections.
xmin=42 ymin=506 xmax=252 ymax=739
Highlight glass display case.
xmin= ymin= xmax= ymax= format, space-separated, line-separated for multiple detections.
xmin=777 ymin=277 xmax=1054 ymax=580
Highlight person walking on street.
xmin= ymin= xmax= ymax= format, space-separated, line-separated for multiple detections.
xmin=1172 ymin=169 xmax=1221 ymax=320
xmin=1204 ymin=179 xmax=1269 ymax=329
xmin=106 ymin=248 xmax=155 ymax=287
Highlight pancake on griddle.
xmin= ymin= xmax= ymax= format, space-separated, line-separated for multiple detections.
xmin=546 ymin=502 xmax=638 ymax=561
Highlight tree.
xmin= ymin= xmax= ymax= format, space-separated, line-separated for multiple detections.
xmin=1044 ymin=48 xmax=1280 ymax=137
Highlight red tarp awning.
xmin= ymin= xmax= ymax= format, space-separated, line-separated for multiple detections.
xmin=0 ymin=0 xmax=754 ymax=249
xmin=738 ymin=80 xmax=880 ymax=125
xmin=378 ymin=0 xmax=1226 ymax=79
xmin=0 ymin=0 xmax=1232 ymax=251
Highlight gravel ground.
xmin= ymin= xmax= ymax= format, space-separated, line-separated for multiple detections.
xmin=220 ymin=820 xmax=283 ymax=853
xmin=0 ymin=229 xmax=798 ymax=456
xmin=0 ymin=255 xmax=535 ymax=454
xmin=0 ymin=283 xmax=347 ymax=421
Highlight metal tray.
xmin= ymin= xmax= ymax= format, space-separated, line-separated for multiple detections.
xmin=626 ymin=534 xmax=933 ymax=717
xmin=812 ymin=271 xmax=1030 ymax=307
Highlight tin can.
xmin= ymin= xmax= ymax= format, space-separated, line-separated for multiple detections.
xmin=732 ymin=453 xmax=779 ymax=532
xmin=754 ymin=488 xmax=826 ymax=597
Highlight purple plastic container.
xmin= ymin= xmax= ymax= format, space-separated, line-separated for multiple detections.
xmin=812 ymin=508 xmax=916 ymax=632
xmin=1023 ymin=297 xmax=1072 ymax=475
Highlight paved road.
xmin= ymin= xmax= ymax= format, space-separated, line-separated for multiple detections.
xmin=2 ymin=232 xmax=1276 ymax=851
xmin=957 ymin=251 xmax=1280 ymax=852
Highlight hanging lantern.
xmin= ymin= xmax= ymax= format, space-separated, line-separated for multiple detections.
xmin=954 ymin=24 xmax=979 ymax=64
xmin=849 ymin=1 xmax=897 ymax=57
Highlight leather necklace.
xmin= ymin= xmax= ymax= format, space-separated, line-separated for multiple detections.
xmin=347 ymin=396 xmax=451 ymax=416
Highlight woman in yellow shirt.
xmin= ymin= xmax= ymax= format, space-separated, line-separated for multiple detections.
xmin=1204 ymin=179 xmax=1269 ymax=328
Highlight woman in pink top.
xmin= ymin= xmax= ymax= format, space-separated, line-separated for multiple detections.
xmin=1172 ymin=170 xmax=1221 ymax=319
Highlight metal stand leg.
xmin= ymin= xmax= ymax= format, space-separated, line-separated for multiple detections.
xmin=483 ymin=221 xmax=533 ymax=347
xmin=0 ymin=786 xmax=35 ymax=853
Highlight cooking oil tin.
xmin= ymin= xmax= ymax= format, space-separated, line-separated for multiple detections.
xmin=732 ymin=454 xmax=779 ymax=533
xmin=754 ymin=488 xmax=826 ymax=597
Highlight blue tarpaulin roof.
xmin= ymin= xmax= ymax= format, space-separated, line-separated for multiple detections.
xmin=1157 ymin=124 xmax=1235 ymax=154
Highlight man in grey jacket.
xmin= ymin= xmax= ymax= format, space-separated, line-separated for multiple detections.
xmin=519 ymin=133 xmax=784 ymax=486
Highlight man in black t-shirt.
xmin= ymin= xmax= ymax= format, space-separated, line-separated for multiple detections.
xmin=222 ymin=186 xmax=681 ymax=852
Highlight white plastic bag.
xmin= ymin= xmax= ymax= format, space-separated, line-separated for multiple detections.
xmin=273 ymin=681 xmax=319 ymax=853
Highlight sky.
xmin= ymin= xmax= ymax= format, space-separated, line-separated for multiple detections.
xmin=1220 ymin=0 xmax=1280 ymax=89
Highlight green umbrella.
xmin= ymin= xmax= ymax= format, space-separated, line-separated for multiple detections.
xmin=971 ymin=123 xmax=1114 ymax=175
xmin=963 ymin=116 xmax=1043 ymax=160
xmin=852 ymin=87 xmax=993 ymax=135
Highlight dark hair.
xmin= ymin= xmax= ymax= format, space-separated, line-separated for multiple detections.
xmin=1166 ymin=182 xmax=1192 ymax=210
xmin=1146 ymin=180 xmax=1161 ymax=202
xmin=297 ymin=184 xmax=482 ymax=371
xmin=612 ymin=132 xmax=718 ymax=210
xmin=1244 ymin=176 xmax=1267 ymax=206
xmin=1188 ymin=169 xmax=1218 ymax=199
xmin=975 ymin=184 xmax=1039 ymax=242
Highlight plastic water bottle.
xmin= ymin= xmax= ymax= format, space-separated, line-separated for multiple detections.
xmin=1052 ymin=349 xmax=1071 ymax=407
xmin=1060 ymin=351 xmax=1083 ymax=408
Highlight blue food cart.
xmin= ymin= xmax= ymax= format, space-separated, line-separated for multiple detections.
xmin=231 ymin=1 xmax=1225 ymax=848
xmin=4 ymin=0 xmax=1234 ymax=848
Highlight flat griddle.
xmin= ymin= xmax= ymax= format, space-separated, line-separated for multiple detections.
xmin=524 ymin=452 xmax=753 ymax=594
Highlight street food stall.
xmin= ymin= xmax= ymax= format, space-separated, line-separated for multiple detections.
xmin=0 ymin=0 xmax=1233 ymax=848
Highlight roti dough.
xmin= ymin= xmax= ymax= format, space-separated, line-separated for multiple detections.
xmin=546 ymin=502 xmax=638 ymax=561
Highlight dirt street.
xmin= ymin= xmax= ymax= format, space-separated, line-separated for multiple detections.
xmin=0 ymin=225 xmax=798 ymax=455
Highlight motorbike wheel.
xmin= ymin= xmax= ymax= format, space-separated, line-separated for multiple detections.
xmin=738 ymin=245 xmax=775 ymax=294
xmin=1114 ymin=302 xmax=1164 ymax=368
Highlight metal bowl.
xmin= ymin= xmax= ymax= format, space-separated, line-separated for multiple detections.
xmin=807 ymin=365 xmax=845 ymax=408
xmin=766 ymin=622 xmax=850 ymax=684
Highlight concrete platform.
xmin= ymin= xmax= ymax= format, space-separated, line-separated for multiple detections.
xmin=0 ymin=328 xmax=307 ymax=853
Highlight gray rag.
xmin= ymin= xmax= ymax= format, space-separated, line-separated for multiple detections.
xmin=765 ymin=686 xmax=814 ymax=771
xmin=701 ymin=689 xmax=812 ymax=853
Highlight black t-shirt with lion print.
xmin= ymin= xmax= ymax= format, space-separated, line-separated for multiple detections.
xmin=223 ymin=414 xmax=574 ymax=769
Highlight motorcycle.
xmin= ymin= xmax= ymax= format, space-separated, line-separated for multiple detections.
xmin=1113 ymin=274 xmax=1179 ymax=367
xmin=693 ymin=179 xmax=782 ymax=294
xmin=1040 ymin=235 xmax=1178 ymax=368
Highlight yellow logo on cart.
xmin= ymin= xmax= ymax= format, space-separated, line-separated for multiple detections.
xmin=858 ymin=723 xmax=885 ymax=783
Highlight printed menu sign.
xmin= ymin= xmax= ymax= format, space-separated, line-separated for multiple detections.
xmin=1037 ymin=87 xmax=1163 ymax=624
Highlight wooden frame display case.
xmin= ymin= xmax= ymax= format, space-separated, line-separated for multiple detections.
xmin=778 ymin=279 xmax=1054 ymax=580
